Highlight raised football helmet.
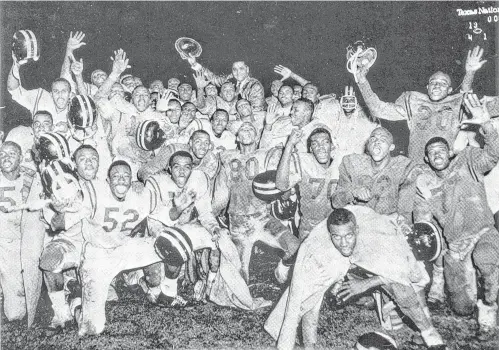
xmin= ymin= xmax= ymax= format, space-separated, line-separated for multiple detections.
xmin=136 ymin=120 xmax=166 ymax=151
xmin=12 ymin=30 xmax=40 ymax=64
xmin=68 ymin=95 xmax=97 ymax=141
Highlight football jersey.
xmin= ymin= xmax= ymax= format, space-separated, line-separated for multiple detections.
xmin=9 ymin=86 xmax=69 ymax=124
xmin=288 ymin=152 xmax=340 ymax=236
xmin=89 ymin=181 xmax=157 ymax=239
xmin=180 ymin=118 xmax=237 ymax=152
xmin=215 ymin=147 xmax=297 ymax=216
xmin=0 ymin=174 xmax=25 ymax=239
xmin=146 ymin=170 xmax=217 ymax=233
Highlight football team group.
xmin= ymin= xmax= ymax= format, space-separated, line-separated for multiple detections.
xmin=1 ymin=30 xmax=499 ymax=350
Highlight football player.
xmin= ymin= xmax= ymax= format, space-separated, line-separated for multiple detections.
xmin=0 ymin=141 xmax=45 ymax=327
xmin=332 ymin=127 xmax=417 ymax=218
xmin=354 ymin=46 xmax=486 ymax=162
xmin=276 ymin=127 xmax=340 ymax=240
xmin=265 ymin=206 xmax=445 ymax=350
xmin=414 ymin=94 xmax=499 ymax=340
xmin=213 ymin=122 xmax=300 ymax=283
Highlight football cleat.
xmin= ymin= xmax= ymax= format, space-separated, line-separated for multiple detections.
xmin=155 ymin=293 xmax=190 ymax=309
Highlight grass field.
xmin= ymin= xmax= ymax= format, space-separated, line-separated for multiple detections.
xmin=1 ymin=244 xmax=498 ymax=350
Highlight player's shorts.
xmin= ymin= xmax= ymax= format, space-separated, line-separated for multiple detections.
xmin=0 ymin=238 xmax=26 ymax=321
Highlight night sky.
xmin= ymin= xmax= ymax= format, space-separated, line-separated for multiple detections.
xmin=1 ymin=1 xmax=497 ymax=154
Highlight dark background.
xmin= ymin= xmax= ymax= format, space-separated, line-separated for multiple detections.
xmin=1 ymin=1 xmax=497 ymax=154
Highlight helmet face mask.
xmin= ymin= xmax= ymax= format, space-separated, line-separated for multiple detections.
xmin=41 ymin=160 xmax=83 ymax=213
xmin=341 ymin=86 xmax=358 ymax=113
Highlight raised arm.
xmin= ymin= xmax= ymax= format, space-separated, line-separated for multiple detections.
xmin=94 ymin=49 xmax=131 ymax=100
xmin=461 ymin=46 xmax=487 ymax=93
xmin=70 ymin=57 xmax=87 ymax=95
xmin=276 ymin=129 xmax=302 ymax=191
xmin=60 ymin=31 xmax=86 ymax=93
xmin=7 ymin=53 xmax=22 ymax=92
xmin=353 ymin=58 xmax=408 ymax=121
xmin=274 ymin=65 xmax=310 ymax=86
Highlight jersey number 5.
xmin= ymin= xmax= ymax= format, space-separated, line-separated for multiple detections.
xmin=0 ymin=187 xmax=16 ymax=212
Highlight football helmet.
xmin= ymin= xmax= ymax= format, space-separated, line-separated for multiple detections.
xmin=41 ymin=159 xmax=82 ymax=212
xmin=38 ymin=132 xmax=71 ymax=163
xmin=340 ymin=85 xmax=358 ymax=113
xmin=136 ymin=120 xmax=166 ymax=151
xmin=12 ymin=30 xmax=40 ymax=64
xmin=405 ymin=221 xmax=443 ymax=262
xmin=252 ymin=170 xmax=283 ymax=203
xmin=68 ymin=95 xmax=97 ymax=141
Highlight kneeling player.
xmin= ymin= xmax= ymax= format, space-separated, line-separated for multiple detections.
xmin=265 ymin=206 xmax=445 ymax=350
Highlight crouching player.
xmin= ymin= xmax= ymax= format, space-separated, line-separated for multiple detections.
xmin=77 ymin=160 xmax=164 ymax=336
xmin=265 ymin=206 xmax=445 ymax=350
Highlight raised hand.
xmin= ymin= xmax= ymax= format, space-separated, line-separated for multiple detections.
xmin=274 ymin=65 xmax=293 ymax=81
xmin=156 ymin=89 xmax=177 ymax=112
xmin=193 ymin=70 xmax=208 ymax=89
xmin=462 ymin=93 xmax=491 ymax=126
xmin=265 ymin=102 xmax=279 ymax=126
xmin=465 ymin=45 xmax=487 ymax=73
xmin=111 ymin=49 xmax=131 ymax=76
xmin=70 ymin=57 xmax=84 ymax=76
xmin=67 ymin=31 xmax=86 ymax=53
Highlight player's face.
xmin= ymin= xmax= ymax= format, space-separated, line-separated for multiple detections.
xmin=293 ymin=85 xmax=303 ymax=101
xmin=171 ymin=155 xmax=193 ymax=188
xmin=51 ymin=81 xmax=71 ymax=110
xmin=168 ymin=78 xmax=180 ymax=91
xmin=329 ymin=222 xmax=357 ymax=257
xmin=271 ymin=80 xmax=283 ymax=97
xmin=310 ymin=133 xmax=332 ymax=164
xmin=179 ymin=104 xmax=197 ymax=129
xmin=427 ymin=73 xmax=452 ymax=102
xmin=237 ymin=123 xmax=257 ymax=145
xmin=75 ymin=148 xmax=99 ymax=181
xmin=236 ymin=100 xmax=252 ymax=118
xmin=167 ymin=101 xmax=182 ymax=124
xmin=190 ymin=133 xmax=211 ymax=159
xmin=426 ymin=142 xmax=451 ymax=171
xmin=302 ymin=85 xmax=319 ymax=103
xmin=109 ymin=83 xmax=125 ymax=100
xmin=178 ymin=84 xmax=193 ymax=102
xmin=278 ymin=86 xmax=293 ymax=106
xmin=205 ymin=84 xmax=217 ymax=97
xmin=32 ymin=113 xmax=54 ymax=141
xmin=132 ymin=86 xmax=151 ymax=112
xmin=221 ymin=84 xmax=236 ymax=102
xmin=290 ymin=102 xmax=309 ymax=126
xmin=0 ymin=144 xmax=22 ymax=174
xmin=211 ymin=111 xmax=228 ymax=136
xmin=232 ymin=61 xmax=249 ymax=82
xmin=367 ymin=129 xmax=393 ymax=162
xmin=91 ymin=70 xmax=108 ymax=87
xmin=150 ymin=80 xmax=164 ymax=93
xmin=108 ymin=164 xmax=132 ymax=199
xmin=122 ymin=76 xmax=136 ymax=92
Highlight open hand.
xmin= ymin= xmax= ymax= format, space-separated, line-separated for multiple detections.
xmin=462 ymin=93 xmax=491 ymax=126
xmin=465 ymin=45 xmax=487 ymax=73
xmin=274 ymin=65 xmax=292 ymax=81
xmin=67 ymin=31 xmax=86 ymax=52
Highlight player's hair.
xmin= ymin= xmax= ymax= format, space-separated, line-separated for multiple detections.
xmin=356 ymin=332 xmax=397 ymax=350
xmin=236 ymin=98 xmax=250 ymax=108
xmin=182 ymin=102 xmax=196 ymax=111
xmin=370 ymin=127 xmax=394 ymax=144
xmin=327 ymin=208 xmax=357 ymax=228
xmin=33 ymin=110 xmax=53 ymax=122
xmin=169 ymin=150 xmax=193 ymax=169
xmin=211 ymin=109 xmax=229 ymax=121
xmin=303 ymin=82 xmax=319 ymax=92
xmin=107 ymin=160 xmax=131 ymax=179
xmin=425 ymin=136 xmax=450 ymax=156
xmin=295 ymin=98 xmax=315 ymax=116
xmin=132 ymin=85 xmax=149 ymax=96
xmin=278 ymin=84 xmax=293 ymax=93
xmin=178 ymin=83 xmax=193 ymax=90
xmin=52 ymin=77 xmax=71 ymax=92
xmin=307 ymin=127 xmax=332 ymax=152
xmin=72 ymin=144 xmax=99 ymax=162
xmin=204 ymin=83 xmax=218 ymax=93
xmin=1 ymin=140 xmax=22 ymax=155
xmin=190 ymin=129 xmax=210 ymax=143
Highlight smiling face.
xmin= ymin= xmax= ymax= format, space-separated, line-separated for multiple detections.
xmin=221 ymin=83 xmax=236 ymax=102
xmin=232 ymin=61 xmax=249 ymax=82
xmin=329 ymin=222 xmax=358 ymax=257
xmin=171 ymin=155 xmax=193 ymax=188
xmin=278 ymin=85 xmax=294 ymax=106
xmin=426 ymin=72 xmax=452 ymax=102
xmin=190 ymin=132 xmax=211 ymax=159
xmin=75 ymin=147 xmax=99 ymax=181
xmin=205 ymin=84 xmax=218 ymax=97
xmin=179 ymin=103 xmax=197 ymax=130
xmin=32 ymin=113 xmax=54 ymax=142
xmin=302 ymin=84 xmax=319 ymax=103
xmin=108 ymin=164 xmax=132 ymax=199
xmin=168 ymin=78 xmax=180 ymax=91
xmin=109 ymin=83 xmax=125 ymax=100
xmin=91 ymin=70 xmax=108 ymax=87
xmin=167 ymin=99 xmax=182 ymax=124
xmin=309 ymin=132 xmax=332 ymax=164
xmin=0 ymin=143 xmax=22 ymax=174
xmin=290 ymin=100 xmax=312 ymax=127
xmin=236 ymin=122 xmax=258 ymax=146
xmin=367 ymin=128 xmax=394 ymax=162
xmin=236 ymin=99 xmax=252 ymax=118
xmin=178 ymin=83 xmax=193 ymax=102
xmin=426 ymin=141 xmax=451 ymax=171
xmin=149 ymin=80 xmax=164 ymax=93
